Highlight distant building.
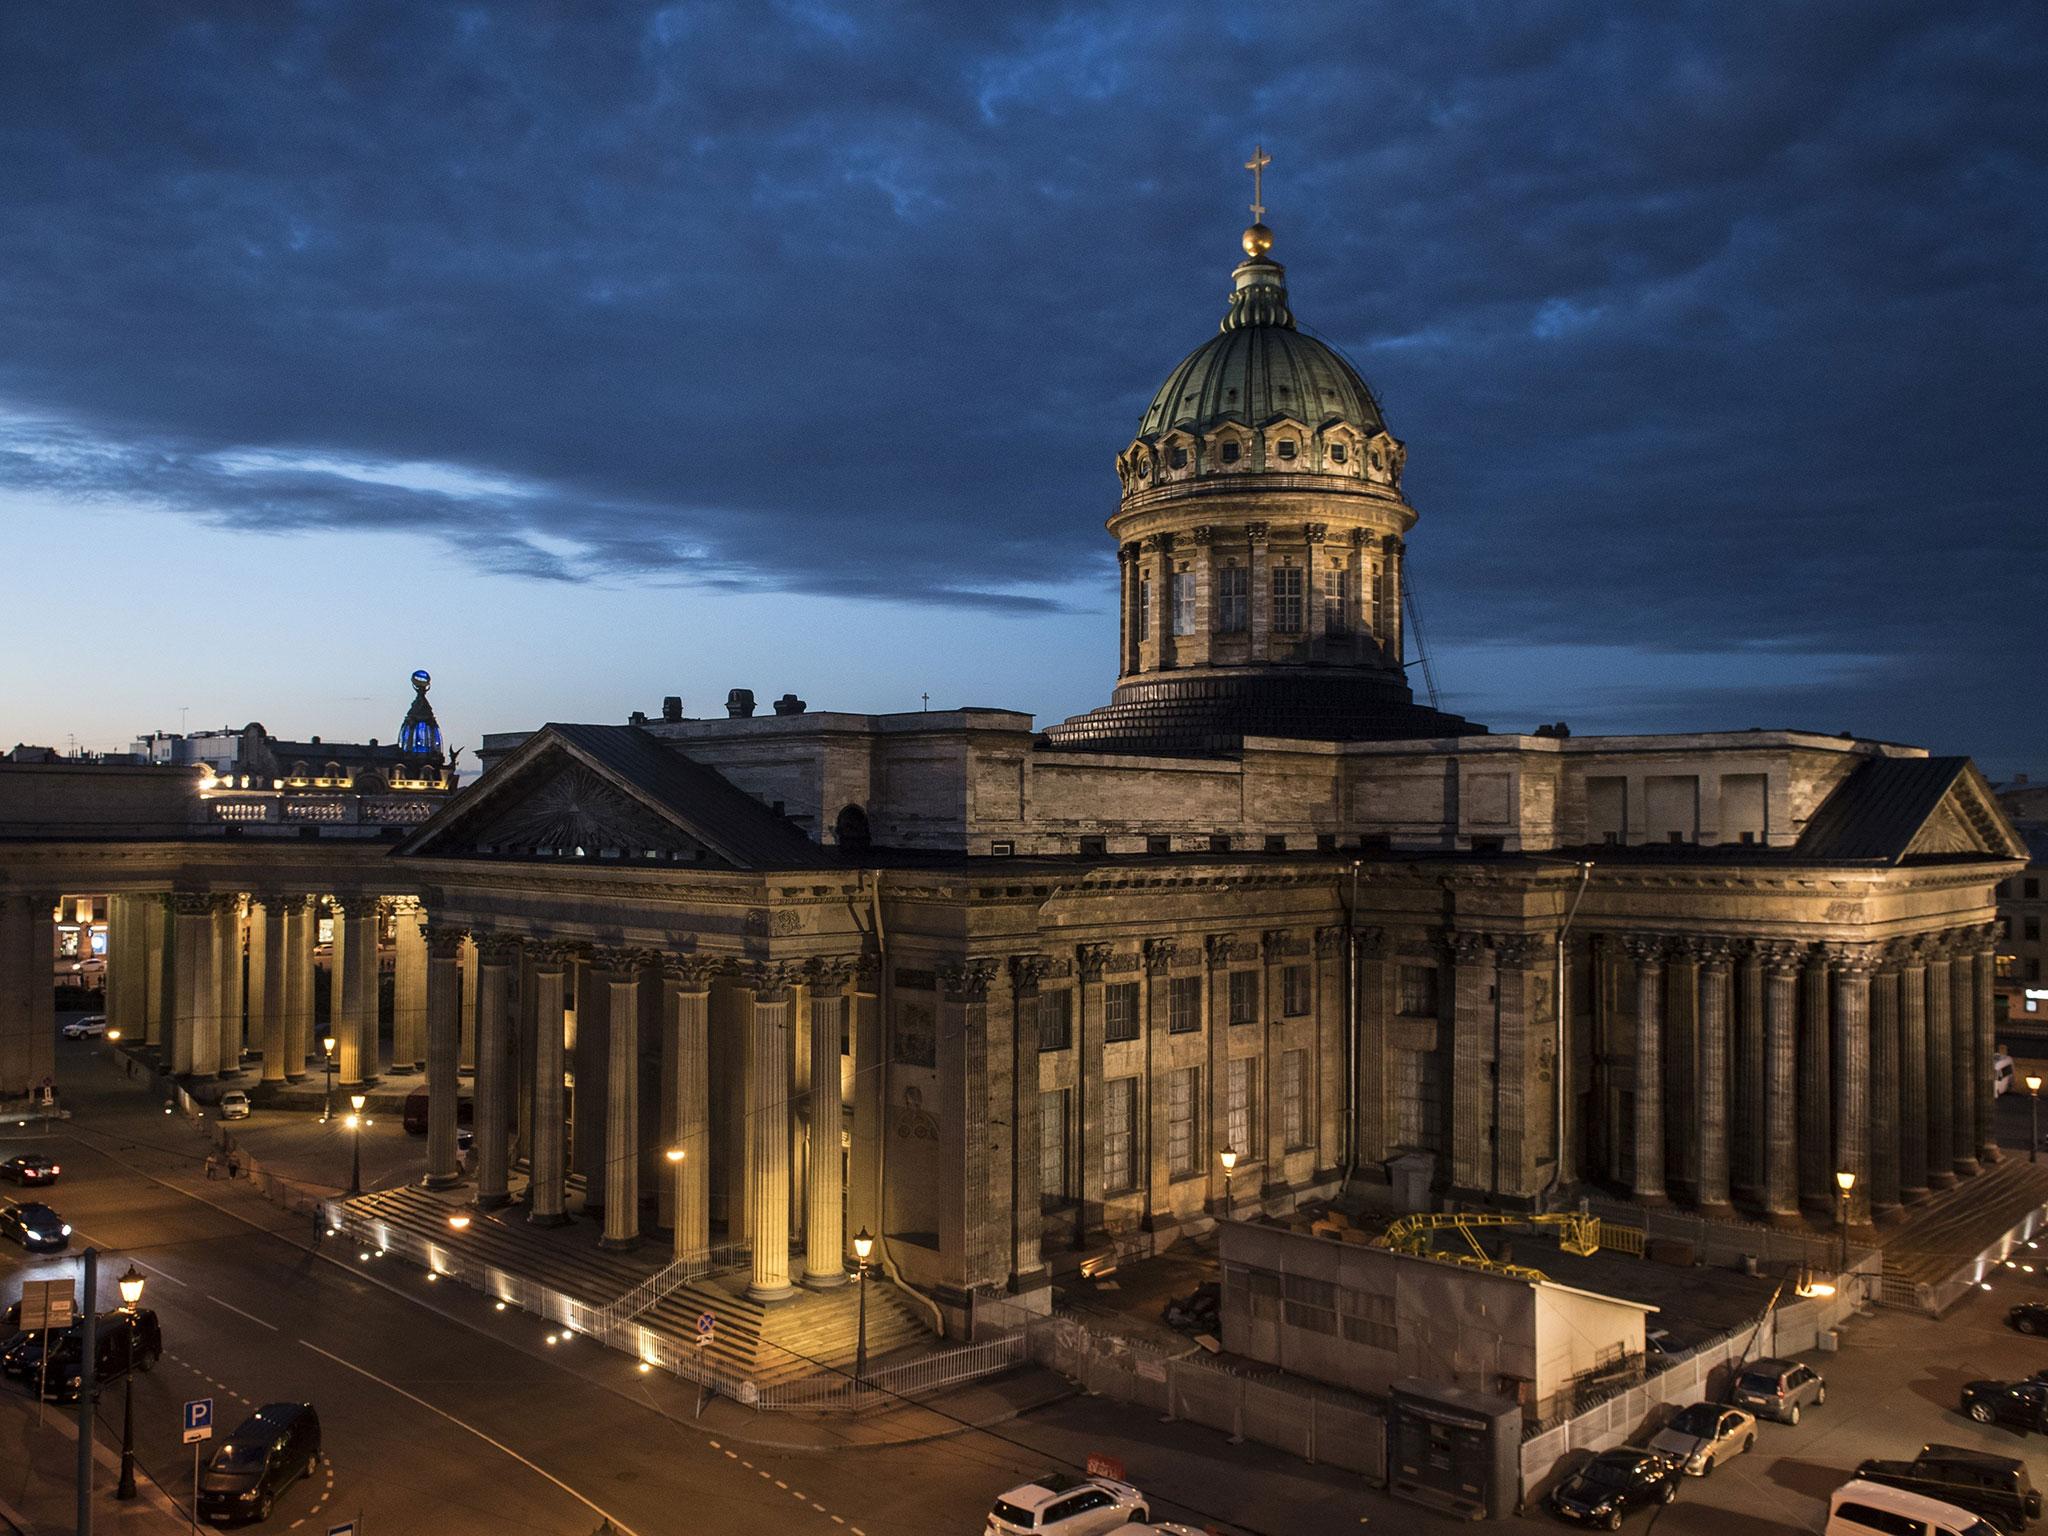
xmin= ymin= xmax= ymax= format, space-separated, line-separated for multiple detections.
xmin=1994 ymin=777 xmax=2048 ymax=1023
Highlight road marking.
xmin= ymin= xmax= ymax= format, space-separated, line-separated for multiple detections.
xmin=832 ymin=1518 xmax=845 ymax=1526
xmin=209 ymin=1296 xmax=279 ymax=1332
xmin=299 ymin=1341 xmax=644 ymax=1536
xmin=133 ymin=1259 xmax=188 ymax=1288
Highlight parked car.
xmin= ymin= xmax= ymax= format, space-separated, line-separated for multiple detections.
xmin=0 ymin=1201 xmax=72 ymax=1252
xmin=218 ymin=1090 xmax=251 ymax=1121
xmin=1994 ymin=1053 xmax=2017 ymax=1096
xmin=1104 ymin=1525 xmax=1205 ymax=1536
xmin=1830 ymin=1479 xmax=2005 ymax=1536
xmin=1855 ymin=1445 xmax=2040 ymax=1534
xmin=61 ymin=1015 xmax=107 ymax=1038
xmin=198 ymin=1402 xmax=321 ymax=1524
xmin=1547 ymin=1447 xmax=1681 ymax=1527
xmin=1961 ymin=1380 xmax=2048 ymax=1435
xmin=1731 ymin=1357 xmax=1827 ymax=1424
xmin=0 ymin=1155 xmax=60 ymax=1186
xmin=32 ymin=1309 xmax=163 ymax=1402
xmin=987 ymin=1473 xmax=1149 ymax=1535
xmin=2009 ymin=1302 xmax=2048 ymax=1336
xmin=1648 ymin=1402 xmax=1757 ymax=1476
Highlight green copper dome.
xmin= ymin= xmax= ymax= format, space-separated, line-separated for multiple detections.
xmin=1135 ymin=247 xmax=1384 ymax=443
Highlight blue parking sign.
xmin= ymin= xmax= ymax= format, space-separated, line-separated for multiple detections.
xmin=182 ymin=1397 xmax=213 ymax=1443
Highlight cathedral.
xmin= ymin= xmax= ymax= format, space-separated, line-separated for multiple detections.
xmin=3 ymin=194 xmax=2025 ymax=1334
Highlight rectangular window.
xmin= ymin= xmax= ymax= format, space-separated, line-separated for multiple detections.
xmin=1217 ymin=565 xmax=1249 ymax=633
xmin=1169 ymin=975 xmax=1202 ymax=1034
xmin=1227 ymin=1057 xmax=1254 ymax=1159
xmin=1281 ymin=963 xmax=1311 ymax=1016
xmin=1104 ymin=1076 xmax=1139 ymax=1192
xmin=1324 ymin=567 xmax=1350 ymax=633
xmin=1272 ymin=567 xmax=1304 ymax=633
xmin=1137 ymin=576 xmax=1151 ymax=640
xmin=1038 ymin=988 xmax=1073 ymax=1051
xmin=1168 ymin=1067 xmax=1198 ymax=1177
xmin=2027 ymin=878 xmax=2041 ymax=899
xmin=1363 ymin=562 xmax=1378 ymax=632
xmin=1040 ymin=1089 xmax=1069 ymax=1203
xmin=1281 ymin=1049 xmax=1309 ymax=1149
xmin=1104 ymin=981 xmax=1140 ymax=1042
xmin=2027 ymin=916 xmax=2042 ymax=943
xmin=1228 ymin=969 xmax=1259 ymax=1025
xmin=1284 ymin=1273 xmax=1338 ymax=1335
xmin=1398 ymin=964 xmax=1440 ymax=1018
xmin=1172 ymin=570 xmax=1196 ymax=636
xmin=1339 ymin=1287 xmax=1397 ymax=1351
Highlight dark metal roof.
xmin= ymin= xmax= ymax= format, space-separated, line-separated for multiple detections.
xmin=1793 ymin=756 xmax=1971 ymax=863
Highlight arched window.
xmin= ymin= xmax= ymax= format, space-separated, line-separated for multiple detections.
xmin=833 ymin=804 xmax=872 ymax=852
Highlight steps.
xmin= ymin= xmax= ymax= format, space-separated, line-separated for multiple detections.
xmin=335 ymin=1185 xmax=938 ymax=1389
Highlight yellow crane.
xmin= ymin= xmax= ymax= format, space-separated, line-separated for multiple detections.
xmin=1374 ymin=1209 xmax=1603 ymax=1282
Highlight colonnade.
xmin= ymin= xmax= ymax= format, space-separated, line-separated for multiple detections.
xmin=436 ymin=935 xmax=859 ymax=1303
xmin=1598 ymin=924 xmax=2002 ymax=1227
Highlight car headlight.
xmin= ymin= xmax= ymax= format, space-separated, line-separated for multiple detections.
xmin=24 ymin=1230 xmax=45 ymax=1242
xmin=240 ymin=1489 xmax=262 ymax=1501
xmin=59 ymin=1225 xmax=71 ymax=1237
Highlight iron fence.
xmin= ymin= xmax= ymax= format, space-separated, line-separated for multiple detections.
xmin=751 ymin=1331 xmax=1027 ymax=1413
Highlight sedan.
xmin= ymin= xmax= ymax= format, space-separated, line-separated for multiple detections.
xmin=2008 ymin=1302 xmax=2048 ymax=1336
xmin=1961 ymin=1380 xmax=2048 ymax=1435
xmin=0 ymin=1201 xmax=72 ymax=1252
xmin=987 ymin=1473 xmax=1149 ymax=1535
xmin=1647 ymin=1402 xmax=1756 ymax=1476
xmin=1548 ymin=1448 xmax=1681 ymax=1528
xmin=0 ymin=1155 xmax=60 ymax=1186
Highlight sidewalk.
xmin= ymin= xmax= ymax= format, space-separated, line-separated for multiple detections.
xmin=0 ymin=1388 xmax=191 ymax=1536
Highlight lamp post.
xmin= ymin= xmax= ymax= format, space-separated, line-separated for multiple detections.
xmin=1834 ymin=1169 xmax=1856 ymax=1276
xmin=851 ymin=1227 xmax=874 ymax=1389
xmin=321 ymin=1035 xmax=337 ymax=1122
xmin=665 ymin=1147 xmax=686 ymax=1262
xmin=116 ymin=1264 xmax=144 ymax=1500
xmin=346 ymin=1092 xmax=366 ymax=1196
xmin=1219 ymin=1145 xmax=1238 ymax=1221
xmin=2028 ymin=1075 xmax=2043 ymax=1164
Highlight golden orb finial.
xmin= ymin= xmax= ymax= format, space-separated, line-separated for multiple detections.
xmin=1242 ymin=222 xmax=1274 ymax=258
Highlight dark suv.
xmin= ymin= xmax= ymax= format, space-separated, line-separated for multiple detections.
xmin=198 ymin=1402 xmax=321 ymax=1524
xmin=1856 ymin=1445 xmax=2040 ymax=1533
xmin=11 ymin=1309 xmax=163 ymax=1401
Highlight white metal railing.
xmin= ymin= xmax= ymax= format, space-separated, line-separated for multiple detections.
xmin=591 ymin=1242 xmax=751 ymax=1333
xmin=751 ymin=1330 xmax=1027 ymax=1413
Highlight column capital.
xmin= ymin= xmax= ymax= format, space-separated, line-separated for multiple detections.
xmin=1204 ymin=933 xmax=1253 ymax=969
xmin=1621 ymin=933 xmax=1667 ymax=966
xmin=1968 ymin=919 xmax=2003 ymax=952
xmin=1246 ymin=520 xmax=1271 ymax=541
xmin=1314 ymin=925 xmax=1347 ymax=958
xmin=661 ymin=953 xmax=723 ymax=991
xmin=588 ymin=945 xmax=648 ymax=979
xmin=1117 ymin=542 xmax=1140 ymax=565
xmin=1447 ymin=929 xmax=1491 ymax=967
xmin=1143 ymin=937 xmax=1177 ymax=974
xmin=738 ymin=959 xmax=802 ymax=1000
xmin=1008 ymin=952 xmax=1054 ymax=993
xmin=1696 ymin=937 xmax=1734 ymax=973
xmin=805 ymin=955 xmax=861 ymax=995
xmin=169 ymin=892 xmax=217 ymax=918
xmin=1303 ymin=522 xmax=1328 ymax=544
xmin=1076 ymin=942 xmax=1112 ymax=981
xmin=1261 ymin=928 xmax=1304 ymax=961
xmin=1754 ymin=939 xmax=1804 ymax=976
xmin=1190 ymin=524 xmax=1217 ymax=546
xmin=1140 ymin=531 xmax=1175 ymax=553
xmin=528 ymin=940 xmax=581 ymax=974
xmin=938 ymin=956 xmax=1001 ymax=1002
xmin=1355 ymin=925 xmax=1390 ymax=957
xmin=1818 ymin=940 xmax=1878 ymax=975
xmin=1491 ymin=932 xmax=1540 ymax=969
xmin=474 ymin=932 xmax=525 ymax=966
xmin=425 ymin=924 xmax=468 ymax=959
xmin=1349 ymin=526 xmax=1373 ymax=547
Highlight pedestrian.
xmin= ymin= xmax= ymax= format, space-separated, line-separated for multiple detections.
xmin=227 ymin=1151 xmax=241 ymax=1179
xmin=203 ymin=1152 xmax=218 ymax=1181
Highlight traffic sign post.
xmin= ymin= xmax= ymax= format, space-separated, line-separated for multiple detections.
xmin=183 ymin=1398 xmax=213 ymax=1536
xmin=23 ymin=1278 xmax=75 ymax=1428
xmin=327 ymin=1522 xmax=359 ymax=1536
xmin=694 ymin=1311 xmax=715 ymax=1417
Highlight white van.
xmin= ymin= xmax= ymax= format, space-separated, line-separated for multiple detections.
xmin=1992 ymin=1053 xmax=2016 ymax=1097
xmin=1828 ymin=1479 xmax=2001 ymax=1536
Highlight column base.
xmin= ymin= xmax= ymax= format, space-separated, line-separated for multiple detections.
xmin=421 ymin=1170 xmax=465 ymax=1191
xmin=1764 ymin=1208 xmax=1807 ymax=1230
xmin=527 ymin=1209 xmax=571 ymax=1229
xmin=1873 ymin=1201 xmax=1906 ymax=1226
xmin=1928 ymin=1170 xmax=1958 ymax=1191
xmin=1630 ymin=1189 xmax=1671 ymax=1209
xmin=1901 ymin=1184 xmax=1931 ymax=1205
xmin=285 ymin=1072 xmax=309 ymax=1084
xmin=476 ymin=1189 xmax=516 ymax=1211
xmin=597 ymin=1232 xmax=641 ymax=1253
xmin=801 ymin=1269 xmax=850 ymax=1290
xmin=1694 ymin=1199 xmax=1735 ymax=1221
xmin=746 ymin=1281 xmax=797 ymax=1305
xmin=1980 ymin=1145 xmax=2003 ymax=1165
xmin=1009 ymin=1267 xmax=1051 ymax=1296
xmin=1953 ymin=1157 xmax=1982 ymax=1179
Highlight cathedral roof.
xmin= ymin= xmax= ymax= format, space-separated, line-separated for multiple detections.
xmin=1135 ymin=235 xmax=1385 ymax=445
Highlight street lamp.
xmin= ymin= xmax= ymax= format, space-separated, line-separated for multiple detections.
xmin=116 ymin=1264 xmax=145 ymax=1499
xmin=346 ymin=1092 xmax=367 ymax=1196
xmin=1219 ymin=1145 xmax=1239 ymax=1220
xmin=321 ymin=1034 xmax=337 ymax=1122
xmin=665 ymin=1147 xmax=687 ymax=1263
xmin=1834 ymin=1169 xmax=1856 ymax=1276
xmin=852 ymin=1226 xmax=874 ymax=1389
xmin=447 ymin=1212 xmax=471 ymax=1231
xmin=2028 ymin=1075 xmax=2043 ymax=1164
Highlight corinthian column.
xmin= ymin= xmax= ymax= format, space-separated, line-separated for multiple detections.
xmin=527 ymin=943 xmax=573 ymax=1227
xmin=473 ymin=935 xmax=519 ymax=1209
xmin=1830 ymin=945 xmax=1874 ymax=1230
xmin=591 ymin=950 xmax=644 ymax=1251
xmin=1975 ymin=927 xmax=2001 ymax=1166
xmin=1869 ymin=944 xmax=1903 ymax=1221
xmin=803 ymin=960 xmax=856 ymax=1287
xmin=746 ymin=964 xmax=798 ymax=1302
xmin=392 ymin=900 xmax=428 ymax=1073
xmin=422 ymin=925 xmax=467 ymax=1189
xmin=1799 ymin=947 xmax=1832 ymax=1214
xmin=170 ymin=894 xmax=215 ymax=1077
xmin=1950 ymin=934 xmax=1979 ymax=1178
xmin=1926 ymin=939 xmax=1956 ymax=1190
xmin=1626 ymin=936 xmax=1666 ymax=1205
xmin=1897 ymin=938 xmax=1930 ymax=1203
xmin=1696 ymin=942 xmax=1733 ymax=1214
xmin=665 ymin=958 xmax=717 ymax=1262
xmin=1759 ymin=943 xmax=1801 ymax=1222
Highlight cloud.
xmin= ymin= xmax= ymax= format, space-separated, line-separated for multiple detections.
xmin=0 ymin=1 xmax=2041 ymax=766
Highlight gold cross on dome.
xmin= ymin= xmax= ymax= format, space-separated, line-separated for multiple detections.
xmin=1245 ymin=144 xmax=1271 ymax=222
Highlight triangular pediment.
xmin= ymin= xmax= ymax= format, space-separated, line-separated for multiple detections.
xmin=1798 ymin=756 xmax=2029 ymax=864
xmin=1917 ymin=766 xmax=2031 ymax=860
xmin=398 ymin=723 xmax=823 ymax=870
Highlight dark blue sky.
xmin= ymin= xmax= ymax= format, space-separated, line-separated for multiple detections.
xmin=2 ymin=2 xmax=2042 ymax=774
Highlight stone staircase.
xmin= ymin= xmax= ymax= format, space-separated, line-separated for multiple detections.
xmin=338 ymin=1184 xmax=935 ymax=1388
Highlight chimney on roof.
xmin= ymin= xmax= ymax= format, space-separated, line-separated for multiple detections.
xmin=628 ymin=710 xmax=648 ymax=726
xmin=772 ymin=693 xmax=807 ymax=716
xmin=662 ymin=696 xmax=683 ymax=722
xmin=726 ymin=688 xmax=756 ymax=719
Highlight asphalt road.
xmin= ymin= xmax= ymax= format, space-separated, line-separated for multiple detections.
xmin=8 ymin=1024 xmax=2048 ymax=1535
